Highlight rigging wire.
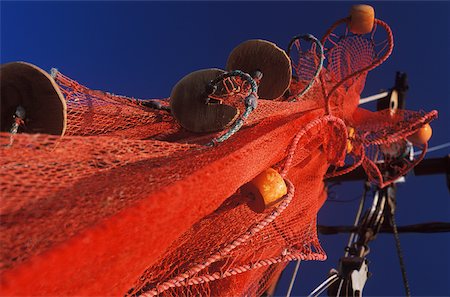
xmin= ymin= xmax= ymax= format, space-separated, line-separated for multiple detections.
xmin=336 ymin=278 xmax=345 ymax=297
xmin=285 ymin=260 xmax=301 ymax=297
xmin=318 ymin=222 xmax=450 ymax=234
xmin=345 ymin=182 xmax=370 ymax=257
xmin=327 ymin=194 xmax=363 ymax=203
xmin=306 ymin=183 xmax=371 ymax=297
xmin=286 ymin=142 xmax=446 ymax=297
xmin=414 ymin=142 xmax=450 ymax=156
xmin=337 ymin=182 xmax=370 ymax=296
xmin=389 ymin=214 xmax=412 ymax=297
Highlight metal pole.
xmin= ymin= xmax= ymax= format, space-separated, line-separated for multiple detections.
xmin=359 ymin=92 xmax=389 ymax=105
xmin=286 ymin=260 xmax=301 ymax=297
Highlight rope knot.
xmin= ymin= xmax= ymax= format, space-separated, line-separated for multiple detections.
xmin=245 ymin=92 xmax=258 ymax=110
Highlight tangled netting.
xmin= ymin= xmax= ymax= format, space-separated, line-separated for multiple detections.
xmin=0 ymin=17 xmax=437 ymax=297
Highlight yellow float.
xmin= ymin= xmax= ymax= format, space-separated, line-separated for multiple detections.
xmin=242 ymin=168 xmax=287 ymax=213
xmin=407 ymin=123 xmax=433 ymax=145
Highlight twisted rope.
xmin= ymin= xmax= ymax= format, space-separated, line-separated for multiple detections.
xmin=324 ymin=140 xmax=365 ymax=179
xmin=364 ymin=110 xmax=438 ymax=146
xmin=364 ymin=142 xmax=428 ymax=188
xmin=141 ymin=179 xmax=295 ymax=297
xmin=206 ymin=70 xmax=258 ymax=146
xmin=280 ymin=115 xmax=348 ymax=177
xmin=286 ymin=34 xmax=324 ymax=101
xmin=177 ymin=248 xmax=325 ymax=288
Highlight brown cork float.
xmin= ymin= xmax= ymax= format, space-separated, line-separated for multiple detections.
xmin=0 ymin=62 xmax=67 ymax=136
xmin=170 ymin=68 xmax=240 ymax=133
xmin=226 ymin=39 xmax=292 ymax=100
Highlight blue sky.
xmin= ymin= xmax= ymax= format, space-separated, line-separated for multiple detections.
xmin=2 ymin=1 xmax=449 ymax=296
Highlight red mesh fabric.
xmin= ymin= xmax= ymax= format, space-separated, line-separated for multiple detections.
xmin=0 ymin=107 xmax=330 ymax=296
xmin=319 ymin=19 xmax=393 ymax=120
xmin=325 ymin=35 xmax=374 ymax=92
xmin=285 ymin=38 xmax=322 ymax=100
xmin=55 ymin=72 xmax=175 ymax=139
xmin=0 ymin=18 xmax=438 ymax=297
xmin=126 ymin=141 xmax=330 ymax=297
xmin=353 ymin=108 xmax=437 ymax=187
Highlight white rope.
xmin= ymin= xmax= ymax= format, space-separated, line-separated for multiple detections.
xmin=359 ymin=91 xmax=389 ymax=105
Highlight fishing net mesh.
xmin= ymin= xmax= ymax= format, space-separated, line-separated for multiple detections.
xmin=0 ymin=19 xmax=437 ymax=296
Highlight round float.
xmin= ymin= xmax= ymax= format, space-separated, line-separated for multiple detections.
xmin=407 ymin=123 xmax=432 ymax=145
xmin=0 ymin=62 xmax=67 ymax=136
xmin=349 ymin=4 xmax=375 ymax=35
xmin=170 ymin=68 xmax=240 ymax=133
xmin=242 ymin=168 xmax=287 ymax=213
xmin=226 ymin=39 xmax=292 ymax=100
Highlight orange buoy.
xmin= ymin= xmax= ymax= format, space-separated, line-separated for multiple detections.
xmin=407 ymin=124 xmax=433 ymax=145
xmin=349 ymin=4 xmax=375 ymax=35
xmin=346 ymin=126 xmax=355 ymax=153
xmin=242 ymin=168 xmax=287 ymax=213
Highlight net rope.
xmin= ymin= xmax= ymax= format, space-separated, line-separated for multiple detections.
xmin=0 ymin=17 xmax=438 ymax=297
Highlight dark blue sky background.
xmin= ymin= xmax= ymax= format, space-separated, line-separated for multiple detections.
xmin=1 ymin=1 xmax=449 ymax=296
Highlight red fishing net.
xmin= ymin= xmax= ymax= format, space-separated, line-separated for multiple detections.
xmin=0 ymin=16 xmax=437 ymax=297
